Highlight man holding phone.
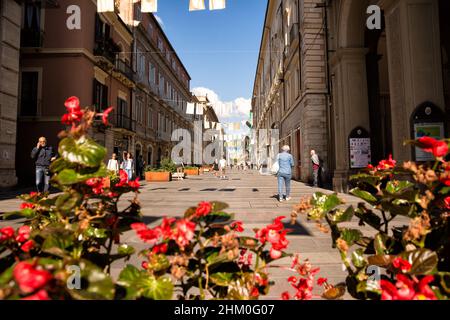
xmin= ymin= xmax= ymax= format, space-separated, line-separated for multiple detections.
xmin=31 ymin=137 xmax=56 ymax=193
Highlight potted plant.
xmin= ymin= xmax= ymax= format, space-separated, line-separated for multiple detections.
xmin=184 ymin=166 xmax=200 ymax=176
xmin=144 ymin=158 xmax=176 ymax=182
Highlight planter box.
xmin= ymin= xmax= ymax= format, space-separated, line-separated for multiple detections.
xmin=145 ymin=171 xmax=171 ymax=182
xmin=184 ymin=168 xmax=199 ymax=176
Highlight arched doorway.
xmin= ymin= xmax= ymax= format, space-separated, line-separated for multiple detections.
xmin=147 ymin=145 xmax=153 ymax=167
xmin=157 ymin=147 xmax=162 ymax=166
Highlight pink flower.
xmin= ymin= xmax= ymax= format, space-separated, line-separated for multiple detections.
xmin=317 ymin=277 xmax=328 ymax=286
xmin=172 ymin=219 xmax=196 ymax=249
xmin=15 ymin=226 xmax=31 ymax=243
xmin=380 ymin=274 xmax=437 ymax=300
xmin=281 ymin=292 xmax=290 ymax=300
xmin=64 ymin=96 xmax=80 ymax=110
xmin=230 ymin=221 xmax=244 ymax=232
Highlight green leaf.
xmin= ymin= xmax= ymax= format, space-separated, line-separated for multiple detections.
xmin=54 ymin=166 xmax=107 ymax=186
xmin=311 ymin=192 xmax=343 ymax=212
xmin=327 ymin=206 xmax=354 ymax=224
xmin=1 ymin=208 xmax=36 ymax=220
xmin=203 ymin=212 xmax=234 ymax=224
xmin=0 ymin=264 xmax=14 ymax=286
xmin=350 ymin=188 xmax=378 ymax=203
xmin=55 ymin=192 xmax=82 ymax=212
xmin=340 ymin=228 xmax=363 ymax=246
xmin=374 ymin=233 xmax=388 ymax=255
xmin=211 ymin=202 xmax=229 ymax=212
xmin=140 ymin=275 xmax=173 ymax=300
xmin=401 ymin=249 xmax=438 ymax=275
xmin=355 ymin=205 xmax=381 ymax=229
xmin=351 ymin=249 xmax=367 ymax=269
xmin=349 ymin=173 xmax=380 ymax=188
xmin=210 ymin=272 xmax=234 ymax=286
xmin=84 ymin=227 xmax=108 ymax=239
xmin=117 ymin=244 xmax=135 ymax=256
xmin=367 ymin=255 xmax=395 ymax=267
xmin=42 ymin=229 xmax=74 ymax=251
xmin=385 ymin=181 xmax=414 ymax=194
xmin=78 ymin=260 xmax=115 ymax=300
xmin=59 ymin=136 xmax=106 ymax=168
xmin=118 ymin=265 xmax=142 ymax=287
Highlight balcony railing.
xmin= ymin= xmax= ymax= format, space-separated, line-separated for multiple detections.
xmin=115 ymin=59 xmax=135 ymax=81
xmin=21 ymin=29 xmax=44 ymax=47
xmin=111 ymin=114 xmax=136 ymax=132
xmin=94 ymin=37 xmax=120 ymax=64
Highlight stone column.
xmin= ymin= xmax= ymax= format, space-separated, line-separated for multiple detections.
xmin=0 ymin=0 xmax=21 ymax=187
xmin=330 ymin=48 xmax=371 ymax=192
xmin=382 ymin=0 xmax=445 ymax=161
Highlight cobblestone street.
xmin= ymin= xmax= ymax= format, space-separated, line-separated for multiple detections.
xmin=1 ymin=169 xmax=399 ymax=299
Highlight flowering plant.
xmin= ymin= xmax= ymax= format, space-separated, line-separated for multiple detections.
xmin=294 ymin=137 xmax=450 ymax=300
xmin=0 ymin=97 xmax=141 ymax=300
xmin=122 ymin=202 xmax=293 ymax=300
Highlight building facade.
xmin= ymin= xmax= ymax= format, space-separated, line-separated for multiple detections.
xmin=8 ymin=0 xmax=193 ymax=186
xmin=252 ymin=0 xmax=450 ymax=192
xmin=252 ymin=0 xmax=329 ymax=183
xmin=0 ymin=0 xmax=21 ymax=187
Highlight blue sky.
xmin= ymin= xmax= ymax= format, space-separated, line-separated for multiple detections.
xmin=154 ymin=0 xmax=267 ymax=126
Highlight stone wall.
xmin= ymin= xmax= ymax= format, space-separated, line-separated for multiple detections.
xmin=0 ymin=0 xmax=20 ymax=187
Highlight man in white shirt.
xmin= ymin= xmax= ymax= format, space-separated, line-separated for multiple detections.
xmin=219 ymin=157 xmax=227 ymax=179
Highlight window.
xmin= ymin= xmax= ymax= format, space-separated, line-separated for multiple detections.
xmin=148 ymin=23 xmax=154 ymax=39
xmin=157 ymin=38 xmax=164 ymax=51
xmin=22 ymin=2 xmax=42 ymax=47
xmin=149 ymin=62 xmax=156 ymax=84
xmin=20 ymin=72 xmax=39 ymax=116
xmin=147 ymin=107 xmax=153 ymax=128
xmin=93 ymin=80 xmax=109 ymax=112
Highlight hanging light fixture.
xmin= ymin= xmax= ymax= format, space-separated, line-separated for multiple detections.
xmin=189 ymin=0 xmax=206 ymax=11
xmin=141 ymin=0 xmax=157 ymax=13
xmin=97 ymin=0 xmax=115 ymax=12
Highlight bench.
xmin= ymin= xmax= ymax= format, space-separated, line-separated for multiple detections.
xmin=172 ymin=172 xmax=185 ymax=181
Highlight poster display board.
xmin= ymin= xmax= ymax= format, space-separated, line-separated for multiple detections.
xmin=349 ymin=127 xmax=371 ymax=169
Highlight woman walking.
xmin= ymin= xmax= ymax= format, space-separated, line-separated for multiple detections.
xmin=107 ymin=153 xmax=120 ymax=173
xmin=276 ymin=145 xmax=294 ymax=202
xmin=124 ymin=153 xmax=134 ymax=181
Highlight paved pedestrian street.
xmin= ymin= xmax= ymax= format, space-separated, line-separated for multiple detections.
xmin=0 ymin=169 xmax=409 ymax=300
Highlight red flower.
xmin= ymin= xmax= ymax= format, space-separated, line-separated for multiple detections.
xmin=141 ymin=261 xmax=149 ymax=269
xmin=115 ymin=170 xmax=129 ymax=188
xmin=441 ymin=177 xmax=450 ymax=187
xmin=281 ymin=292 xmax=290 ymax=300
xmin=29 ymin=192 xmax=38 ymax=197
xmin=21 ymin=240 xmax=35 ymax=253
xmin=61 ymin=109 xmax=83 ymax=125
xmin=288 ymin=276 xmax=297 ymax=284
xmin=131 ymin=223 xmax=147 ymax=232
xmin=13 ymin=261 xmax=52 ymax=294
xmin=269 ymin=247 xmax=283 ymax=260
xmin=367 ymin=164 xmax=374 ymax=170
xmin=418 ymin=136 xmax=449 ymax=158
xmin=21 ymin=289 xmax=50 ymax=300
xmin=128 ymin=178 xmax=140 ymax=190
xmin=444 ymin=196 xmax=450 ymax=210
xmin=195 ymin=201 xmax=212 ymax=217
xmin=20 ymin=202 xmax=35 ymax=210
xmin=64 ymin=96 xmax=80 ymax=110
xmin=132 ymin=223 xmax=160 ymax=245
xmin=85 ymin=178 xmax=105 ymax=195
xmin=152 ymin=243 xmax=168 ymax=254
xmin=380 ymin=274 xmax=437 ymax=300
xmin=317 ymin=277 xmax=328 ymax=286
xmin=101 ymin=107 xmax=114 ymax=125
xmin=15 ymin=225 xmax=31 ymax=243
xmin=172 ymin=219 xmax=196 ymax=249
xmin=0 ymin=226 xmax=15 ymax=242
xmin=230 ymin=221 xmax=244 ymax=232
xmin=377 ymin=154 xmax=396 ymax=170
xmin=392 ymin=257 xmax=412 ymax=272
xmin=250 ymin=287 xmax=260 ymax=297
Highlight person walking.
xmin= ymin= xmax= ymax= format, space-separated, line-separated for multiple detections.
xmin=213 ymin=159 xmax=219 ymax=177
xmin=311 ymin=149 xmax=320 ymax=187
xmin=219 ymin=157 xmax=227 ymax=179
xmin=31 ymin=137 xmax=56 ymax=193
xmin=136 ymin=155 xmax=145 ymax=180
xmin=107 ymin=153 xmax=120 ymax=173
xmin=276 ymin=145 xmax=294 ymax=202
xmin=124 ymin=153 xmax=134 ymax=181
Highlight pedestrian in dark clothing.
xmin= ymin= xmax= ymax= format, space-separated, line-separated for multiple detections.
xmin=136 ymin=155 xmax=145 ymax=179
xmin=31 ymin=137 xmax=56 ymax=193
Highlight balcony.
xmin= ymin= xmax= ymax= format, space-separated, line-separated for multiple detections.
xmin=115 ymin=59 xmax=135 ymax=81
xmin=21 ymin=29 xmax=44 ymax=47
xmin=94 ymin=37 xmax=120 ymax=64
xmin=111 ymin=114 xmax=136 ymax=132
